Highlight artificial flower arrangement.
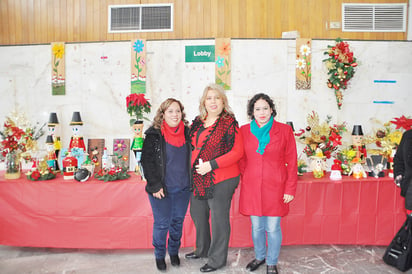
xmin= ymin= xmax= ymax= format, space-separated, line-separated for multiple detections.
xmin=126 ymin=93 xmax=151 ymax=126
xmin=295 ymin=111 xmax=347 ymax=159
xmin=0 ymin=112 xmax=46 ymax=161
xmin=335 ymin=147 xmax=358 ymax=175
xmin=26 ymin=159 xmax=56 ymax=181
xmin=94 ymin=152 xmax=130 ymax=182
xmin=323 ymin=38 xmax=358 ymax=110
xmin=94 ymin=166 xmax=130 ymax=182
xmin=363 ymin=115 xmax=412 ymax=157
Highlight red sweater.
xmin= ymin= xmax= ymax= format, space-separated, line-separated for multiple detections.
xmin=191 ymin=125 xmax=244 ymax=184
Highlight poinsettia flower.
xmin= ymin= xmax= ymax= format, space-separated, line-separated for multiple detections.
xmin=31 ymin=170 xmax=41 ymax=180
xmin=329 ymin=130 xmax=342 ymax=147
xmin=390 ymin=115 xmax=412 ymax=130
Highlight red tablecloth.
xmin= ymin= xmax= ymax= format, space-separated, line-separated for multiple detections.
xmin=0 ymin=172 xmax=406 ymax=249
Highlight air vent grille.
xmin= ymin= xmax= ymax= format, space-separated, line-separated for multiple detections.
xmin=109 ymin=4 xmax=173 ymax=33
xmin=342 ymin=4 xmax=406 ymax=32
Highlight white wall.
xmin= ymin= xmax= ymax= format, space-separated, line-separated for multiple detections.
xmin=1 ymin=39 xmax=411 ymax=169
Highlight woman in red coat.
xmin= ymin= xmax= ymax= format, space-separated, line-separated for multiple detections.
xmin=239 ymin=93 xmax=298 ymax=274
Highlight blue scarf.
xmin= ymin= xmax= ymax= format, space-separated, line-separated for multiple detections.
xmin=250 ymin=116 xmax=273 ymax=155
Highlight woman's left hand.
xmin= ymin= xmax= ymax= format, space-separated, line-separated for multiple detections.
xmin=283 ymin=194 xmax=294 ymax=203
xmin=196 ymin=161 xmax=212 ymax=175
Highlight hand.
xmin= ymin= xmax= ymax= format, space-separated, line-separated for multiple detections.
xmin=153 ymin=189 xmax=165 ymax=199
xmin=283 ymin=194 xmax=294 ymax=204
xmin=195 ymin=161 xmax=212 ymax=176
xmin=395 ymin=175 xmax=403 ymax=187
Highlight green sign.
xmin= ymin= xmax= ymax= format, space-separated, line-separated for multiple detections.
xmin=185 ymin=45 xmax=215 ymax=63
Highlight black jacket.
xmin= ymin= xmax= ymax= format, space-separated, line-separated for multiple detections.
xmin=394 ymin=129 xmax=412 ymax=209
xmin=140 ymin=125 xmax=192 ymax=195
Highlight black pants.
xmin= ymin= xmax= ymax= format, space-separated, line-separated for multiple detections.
xmin=189 ymin=176 xmax=239 ymax=268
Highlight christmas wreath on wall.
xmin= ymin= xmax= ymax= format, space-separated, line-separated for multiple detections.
xmin=323 ymin=38 xmax=358 ymax=110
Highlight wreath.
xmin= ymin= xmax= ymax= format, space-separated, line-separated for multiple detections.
xmin=323 ymin=38 xmax=358 ymax=109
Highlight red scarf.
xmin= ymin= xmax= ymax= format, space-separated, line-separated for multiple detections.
xmin=161 ymin=120 xmax=185 ymax=147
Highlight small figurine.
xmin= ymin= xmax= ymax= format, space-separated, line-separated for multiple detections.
xmin=330 ymin=159 xmax=342 ymax=180
xmin=102 ymin=147 xmax=109 ymax=169
xmin=349 ymin=158 xmax=367 ymax=179
xmin=131 ymin=120 xmax=144 ymax=175
xmin=69 ymin=111 xmax=86 ymax=152
xmin=45 ymin=135 xmax=57 ymax=170
xmin=47 ymin=112 xmax=61 ymax=170
xmin=366 ymin=155 xmax=387 ymax=178
xmin=310 ymin=148 xmax=327 ymax=178
xmin=62 ymin=151 xmax=78 ymax=180
xmin=350 ymin=125 xmax=367 ymax=164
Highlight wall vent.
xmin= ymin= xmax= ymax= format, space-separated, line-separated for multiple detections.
xmin=108 ymin=4 xmax=173 ymax=33
xmin=342 ymin=3 xmax=407 ymax=32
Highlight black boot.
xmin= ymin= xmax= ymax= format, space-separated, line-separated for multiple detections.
xmin=156 ymin=258 xmax=166 ymax=271
xmin=170 ymin=254 xmax=180 ymax=266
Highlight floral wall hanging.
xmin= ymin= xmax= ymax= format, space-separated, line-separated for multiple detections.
xmin=51 ymin=42 xmax=65 ymax=95
xmin=215 ymin=38 xmax=231 ymax=90
xmin=296 ymin=38 xmax=312 ymax=90
xmin=323 ymin=38 xmax=358 ymax=109
xmin=131 ymin=39 xmax=146 ymax=94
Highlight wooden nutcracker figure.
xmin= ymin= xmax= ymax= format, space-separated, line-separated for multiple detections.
xmin=350 ymin=125 xmax=367 ymax=163
xmin=69 ymin=111 xmax=86 ymax=152
xmin=47 ymin=112 xmax=61 ymax=170
xmin=45 ymin=135 xmax=57 ymax=170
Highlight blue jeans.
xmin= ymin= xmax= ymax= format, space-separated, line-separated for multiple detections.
xmin=148 ymin=190 xmax=191 ymax=259
xmin=250 ymin=215 xmax=282 ymax=266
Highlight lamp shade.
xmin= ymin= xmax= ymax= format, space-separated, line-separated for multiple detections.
xmin=48 ymin=112 xmax=59 ymax=126
xmin=286 ymin=121 xmax=295 ymax=132
xmin=70 ymin=111 xmax=83 ymax=126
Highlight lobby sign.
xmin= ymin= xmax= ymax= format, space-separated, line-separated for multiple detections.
xmin=185 ymin=45 xmax=215 ymax=62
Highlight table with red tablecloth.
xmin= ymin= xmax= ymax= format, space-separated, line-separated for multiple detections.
xmin=0 ymin=172 xmax=406 ymax=249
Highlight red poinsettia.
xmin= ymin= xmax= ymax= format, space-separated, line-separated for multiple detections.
xmin=390 ymin=115 xmax=412 ymax=130
xmin=31 ymin=170 xmax=41 ymax=180
xmin=1 ymin=120 xmax=27 ymax=157
xmin=126 ymin=93 xmax=151 ymax=125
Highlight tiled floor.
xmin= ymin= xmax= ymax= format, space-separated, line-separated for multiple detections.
xmin=0 ymin=244 xmax=409 ymax=274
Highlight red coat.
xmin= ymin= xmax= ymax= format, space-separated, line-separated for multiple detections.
xmin=239 ymin=121 xmax=298 ymax=217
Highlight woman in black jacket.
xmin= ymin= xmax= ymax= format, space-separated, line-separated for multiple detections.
xmin=394 ymin=129 xmax=412 ymax=212
xmin=141 ymin=98 xmax=192 ymax=271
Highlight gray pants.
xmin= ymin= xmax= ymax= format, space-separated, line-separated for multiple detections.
xmin=189 ymin=176 xmax=239 ymax=268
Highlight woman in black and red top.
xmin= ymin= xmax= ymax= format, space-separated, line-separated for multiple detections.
xmin=185 ymin=83 xmax=244 ymax=272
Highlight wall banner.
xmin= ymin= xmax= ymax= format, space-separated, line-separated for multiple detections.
xmin=296 ymin=38 xmax=312 ymax=90
xmin=51 ymin=42 xmax=66 ymax=95
xmin=131 ymin=39 xmax=146 ymax=94
xmin=215 ymin=38 xmax=231 ymax=90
